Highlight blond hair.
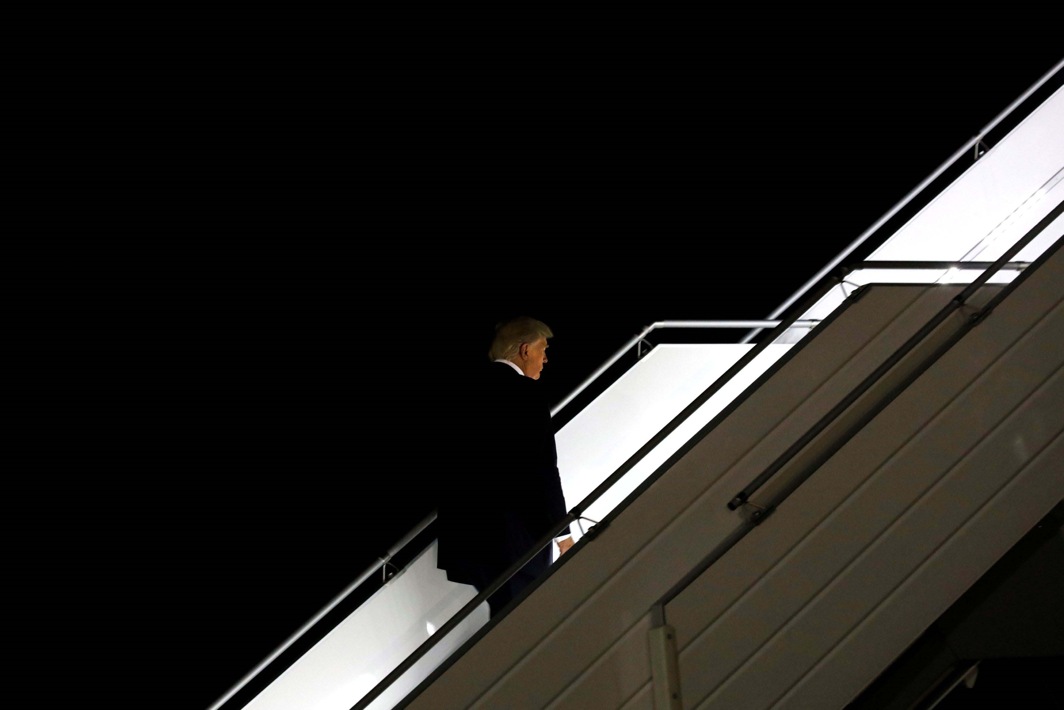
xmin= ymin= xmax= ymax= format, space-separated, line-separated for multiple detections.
xmin=488 ymin=316 xmax=553 ymax=361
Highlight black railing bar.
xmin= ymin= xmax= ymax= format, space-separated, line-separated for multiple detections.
xmin=831 ymin=260 xmax=1031 ymax=303
xmin=653 ymin=519 xmax=757 ymax=620
xmin=731 ymin=302 xmax=959 ymax=509
xmin=729 ymin=197 xmax=1064 ymax=510
xmin=209 ymin=509 xmax=439 ymax=710
xmin=551 ymin=319 xmax=818 ymax=417
xmin=741 ymin=60 xmax=1064 ymax=345
xmin=827 ymin=259 xmax=1040 ymax=302
xmin=953 ymin=200 xmax=1064 ymax=305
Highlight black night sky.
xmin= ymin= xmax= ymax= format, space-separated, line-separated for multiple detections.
xmin=12 ymin=56 xmax=1063 ymax=708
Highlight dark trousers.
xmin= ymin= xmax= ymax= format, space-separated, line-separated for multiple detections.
xmin=480 ymin=546 xmax=553 ymax=618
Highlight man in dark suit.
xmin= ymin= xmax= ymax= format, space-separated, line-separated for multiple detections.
xmin=437 ymin=316 xmax=574 ymax=618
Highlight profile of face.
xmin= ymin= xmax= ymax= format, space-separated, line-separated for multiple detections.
xmin=517 ymin=337 xmax=549 ymax=380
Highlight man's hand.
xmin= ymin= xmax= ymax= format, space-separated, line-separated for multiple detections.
xmin=557 ymin=536 xmax=574 ymax=556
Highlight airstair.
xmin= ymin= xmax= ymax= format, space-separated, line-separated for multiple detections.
xmin=211 ymin=59 xmax=1064 ymax=710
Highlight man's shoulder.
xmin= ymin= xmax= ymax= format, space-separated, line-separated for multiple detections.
xmin=485 ymin=360 xmax=522 ymax=382
xmin=481 ymin=360 xmax=539 ymax=400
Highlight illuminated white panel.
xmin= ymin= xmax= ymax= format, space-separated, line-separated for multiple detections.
xmin=871 ymin=88 xmax=1064 ymax=263
xmin=557 ymin=343 xmax=793 ymax=537
xmin=243 ymin=543 xmax=489 ymax=710
xmin=847 ymin=267 xmax=1020 ymax=286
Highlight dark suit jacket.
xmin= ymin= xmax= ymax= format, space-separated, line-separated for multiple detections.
xmin=436 ymin=361 xmax=570 ymax=591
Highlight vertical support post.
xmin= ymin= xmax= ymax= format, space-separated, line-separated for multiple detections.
xmin=649 ymin=604 xmax=682 ymax=709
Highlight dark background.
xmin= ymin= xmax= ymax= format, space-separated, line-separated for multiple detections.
xmin=10 ymin=56 xmax=1062 ymax=708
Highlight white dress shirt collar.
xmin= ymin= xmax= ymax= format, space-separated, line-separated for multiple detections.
xmin=494 ymin=358 xmax=525 ymax=376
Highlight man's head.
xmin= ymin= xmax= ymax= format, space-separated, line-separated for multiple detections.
xmin=489 ymin=316 xmax=553 ymax=380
